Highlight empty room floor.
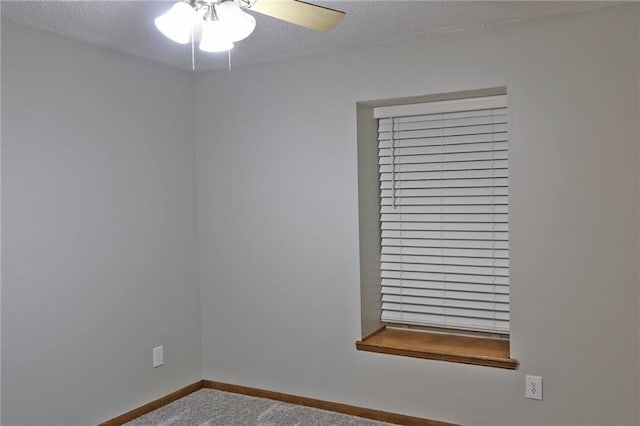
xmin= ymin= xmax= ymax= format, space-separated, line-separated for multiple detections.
xmin=124 ymin=389 xmax=392 ymax=425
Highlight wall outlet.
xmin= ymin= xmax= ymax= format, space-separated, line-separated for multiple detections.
xmin=152 ymin=345 xmax=164 ymax=368
xmin=525 ymin=375 xmax=542 ymax=400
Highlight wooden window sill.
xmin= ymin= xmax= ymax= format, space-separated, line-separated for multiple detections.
xmin=356 ymin=326 xmax=519 ymax=370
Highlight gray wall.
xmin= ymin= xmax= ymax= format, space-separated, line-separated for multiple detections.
xmin=195 ymin=5 xmax=639 ymax=425
xmin=2 ymin=4 xmax=639 ymax=426
xmin=1 ymin=21 xmax=201 ymax=425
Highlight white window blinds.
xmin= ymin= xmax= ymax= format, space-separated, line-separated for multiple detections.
xmin=374 ymin=95 xmax=509 ymax=334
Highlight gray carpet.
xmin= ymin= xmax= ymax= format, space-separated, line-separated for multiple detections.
xmin=125 ymin=389 xmax=393 ymax=426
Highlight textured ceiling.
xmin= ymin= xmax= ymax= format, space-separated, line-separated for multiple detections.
xmin=1 ymin=1 xmax=612 ymax=71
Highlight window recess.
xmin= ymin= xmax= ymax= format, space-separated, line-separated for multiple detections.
xmin=356 ymin=93 xmax=517 ymax=368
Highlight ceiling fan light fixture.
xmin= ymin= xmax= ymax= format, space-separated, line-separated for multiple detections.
xmin=153 ymin=0 xmax=345 ymax=59
xmin=199 ymin=19 xmax=234 ymax=53
xmin=216 ymin=0 xmax=256 ymax=42
xmin=154 ymin=1 xmax=196 ymax=44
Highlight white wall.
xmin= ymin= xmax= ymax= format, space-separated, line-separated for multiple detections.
xmin=2 ymin=21 xmax=201 ymax=425
xmin=195 ymin=5 xmax=639 ymax=425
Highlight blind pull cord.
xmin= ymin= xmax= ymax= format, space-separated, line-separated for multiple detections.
xmin=490 ymin=108 xmax=498 ymax=323
xmin=391 ymin=117 xmax=403 ymax=312
xmin=439 ymin=114 xmax=448 ymax=324
xmin=191 ymin=27 xmax=195 ymax=71
xmin=391 ymin=117 xmax=397 ymax=210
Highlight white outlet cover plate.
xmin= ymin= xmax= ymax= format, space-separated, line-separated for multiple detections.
xmin=525 ymin=375 xmax=542 ymax=400
xmin=153 ymin=345 xmax=164 ymax=368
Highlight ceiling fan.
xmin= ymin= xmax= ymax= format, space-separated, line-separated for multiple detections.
xmin=155 ymin=0 xmax=346 ymax=53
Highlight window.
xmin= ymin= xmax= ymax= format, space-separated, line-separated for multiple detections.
xmin=376 ymin=95 xmax=509 ymax=334
xmin=356 ymin=90 xmax=517 ymax=369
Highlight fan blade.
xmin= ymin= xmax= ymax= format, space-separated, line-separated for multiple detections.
xmin=250 ymin=0 xmax=345 ymax=32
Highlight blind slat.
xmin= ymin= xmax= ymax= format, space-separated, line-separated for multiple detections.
xmin=381 ymin=311 xmax=510 ymax=333
xmin=380 ymin=178 xmax=508 ymax=190
xmin=379 ymin=151 xmax=508 ymax=166
xmin=378 ymin=114 xmax=508 ymax=133
xmin=381 ymin=195 xmax=509 ymax=206
xmin=381 ymin=295 xmax=509 ymax=312
xmin=380 ymin=187 xmax=508 ymax=198
xmin=382 ymin=284 xmax=509 ymax=297
xmin=378 ymin=132 xmax=508 ymax=149
xmin=382 ymin=231 xmax=509 ymax=243
xmin=380 ymin=213 xmax=509 ymax=223
xmin=382 ymin=286 xmax=509 ymax=301
xmin=382 ymin=245 xmax=508 ymax=258
xmin=379 ymin=141 xmax=508 ymax=157
xmin=381 ymin=204 xmax=509 ymax=214
xmin=381 ymin=222 xmax=509 ymax=232
xmin=381 ymin=278 xmax=509 ymax=293
xmin=381 ymin=302 xmax=510 ymax=320
xmin=378 ymin=108 xmax=508 ymax=126
xmin=379 ymin=163 xmax=506 ymax=174
xmin=381 ymin=254 xmax=509 ymax=268
xmin=381 ymin=270 xmax=509 ymax=285
xmin=380 ymin=168 xmax=508 ymax=181
xmin=381 ymin=262 xmax=509 ymax=277
xmin=378 ymin=123 xmax=508 ymax=141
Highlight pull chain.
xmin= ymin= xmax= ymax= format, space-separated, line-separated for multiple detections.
xmin=391 ymin=117 xmax=397 ymax=210
xmin=439 ymin=113 xmax=447 ymax=325
xmin=191 ymin=26 xmax=195 ymax=71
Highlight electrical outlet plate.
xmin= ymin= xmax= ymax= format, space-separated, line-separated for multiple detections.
xmin=153 ymin=345 xmax=164 ymax=368
xmin=525 ymin=375 xmax=542 ymax=400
